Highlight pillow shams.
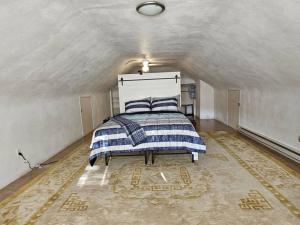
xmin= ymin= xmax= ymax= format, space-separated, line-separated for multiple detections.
xmin=151 ymin=97 xmax=178 ymax=111
xmin=125 ymin=98 xmax=151 ymax=113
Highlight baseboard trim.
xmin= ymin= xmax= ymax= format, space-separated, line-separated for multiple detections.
xmin=239 ymin=127 xmax=300 ymax=164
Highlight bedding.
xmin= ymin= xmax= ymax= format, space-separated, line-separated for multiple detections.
xmin=89 ymin=111 xmax=206 ymax=166
xmin=125 ymin=98 xmax=151 ymax=113
xmin=151 ymin=97 xmax=178 ymax=111
xmin=111 ymin=115 xmax=147 ymax=146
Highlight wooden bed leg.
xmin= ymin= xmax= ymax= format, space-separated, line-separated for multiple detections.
xmin=151 ymin=151 xmax=155 ymax=164
xmin=191 ymin=153 xmax=195 ymax=163
xmin=105 ymin=153 xmax=109 ymax=166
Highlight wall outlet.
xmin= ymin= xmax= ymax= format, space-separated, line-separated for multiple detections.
xmin=17 ymin=149 xmax=22 ymax=156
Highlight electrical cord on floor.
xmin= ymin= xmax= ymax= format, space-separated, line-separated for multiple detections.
xmin=40 ymin=161 xmax=58 ymax=166
xmin=18 ymin=152 xmax=34 ymax=169
xmin=18 ymin=152 xmax=58 ymax=169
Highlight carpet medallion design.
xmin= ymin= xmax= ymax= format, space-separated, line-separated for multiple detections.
xmin=60 ymin=193 xmax=88 ymax=212
xmin=0 ymin=131 xmax=299 ymax=225
xmin=239 ymin=190 xmax=272 ymax=210
xmin=110 ymin=163 xmax=212 ymax=200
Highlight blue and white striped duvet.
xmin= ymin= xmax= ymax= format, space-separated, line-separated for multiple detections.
xmin=89 ymin=112 xmax=206 ymax=165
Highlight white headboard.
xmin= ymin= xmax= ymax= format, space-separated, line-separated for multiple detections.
xmin=118 ymin=72 xmax=181 ymax=113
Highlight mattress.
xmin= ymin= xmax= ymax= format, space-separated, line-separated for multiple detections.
xmin=89 ymin=111 xmax=206 ymax=165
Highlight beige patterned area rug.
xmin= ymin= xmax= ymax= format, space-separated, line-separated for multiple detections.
xmin=1 ymin=131 xmax=300 ymax=225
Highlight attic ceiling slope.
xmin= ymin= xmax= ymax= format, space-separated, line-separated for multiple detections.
xmin=0 ymin=0 xmax=300 ymax=96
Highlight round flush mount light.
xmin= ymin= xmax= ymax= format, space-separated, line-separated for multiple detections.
xmin=136 ymin=1 xmax=165 ymax=16
xmin=142 ymin=60 xmax=150 ymax=72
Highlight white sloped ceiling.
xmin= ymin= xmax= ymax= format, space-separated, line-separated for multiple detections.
xmin=0 ymin=0 xmax=299 ymax=96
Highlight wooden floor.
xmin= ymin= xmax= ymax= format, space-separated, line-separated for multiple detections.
xmin=0 ymin=119 xmax=299 ymax=202
xmin=196 ymin=119 xmax=235 ymax=133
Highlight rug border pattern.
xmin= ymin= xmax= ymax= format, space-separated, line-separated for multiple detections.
xmin=209 ymin=132 xmax=300 ymax=220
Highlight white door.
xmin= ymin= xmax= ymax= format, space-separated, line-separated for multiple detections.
xmin=80 ymin=96 xmax=93 ymax=136
xmin=228 ymin=90 xmax=240 ymax=129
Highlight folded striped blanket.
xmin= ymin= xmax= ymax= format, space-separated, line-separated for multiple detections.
xmin=111 ymin=115 xmax=147 ymax=146
xmin=89 ymin=111 xmax=206 ymax=166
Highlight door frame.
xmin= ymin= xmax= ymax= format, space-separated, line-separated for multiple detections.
xmin=79 ymin=96 xmax=94 ymax=136
xmin=227 ymin=89 xmax=241 ymax=129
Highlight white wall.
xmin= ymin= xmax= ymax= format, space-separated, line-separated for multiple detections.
xmin=240 ymin=87 xmax=300 ymax=151
xmin=199 ymin=80 xmax=215 ymax=119
xmin=214 ymin=88 xmax=228 ymax=124
xmin=92 ymin=92 xmax=111 ymax=128
xmin=0 ymin=91 xmax=110 ymax=188
xmin=111 ymin=85 xmax=120 ymax=116
xmin=214 ymin=86 xmax=300 ymax=152
xmin=195 ymin=82 xmax=201 ymax=118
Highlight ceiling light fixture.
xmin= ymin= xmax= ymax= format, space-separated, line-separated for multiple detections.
xmin=142 ymin=60 xmax=150 ymax=72
xmin=136 ymin=1 xmax=165 ymax=16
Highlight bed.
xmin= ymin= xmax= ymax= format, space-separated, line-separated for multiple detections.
xmin=89 ymin=111 xmax=206 ymax=166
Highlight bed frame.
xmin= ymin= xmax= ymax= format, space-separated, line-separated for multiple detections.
xmin=151 ymin=150 xmax=196 ymax=164
xmin=103 ymin=150 xmax=195 ymax=166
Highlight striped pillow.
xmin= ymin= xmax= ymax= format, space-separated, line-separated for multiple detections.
xmin=151 ymin=97 xmax=178 ymax=112
xmin=125 ymin=98 xmax=151 ymax=113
